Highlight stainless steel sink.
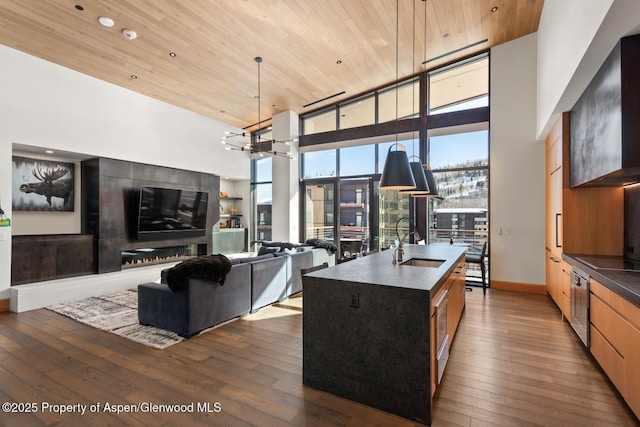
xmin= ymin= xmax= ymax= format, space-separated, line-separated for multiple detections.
xmin=400 ymin=258 xmax=445 ymax=268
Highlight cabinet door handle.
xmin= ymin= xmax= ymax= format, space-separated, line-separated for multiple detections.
xmin=555 ymin=213 xmax=562 ymax=248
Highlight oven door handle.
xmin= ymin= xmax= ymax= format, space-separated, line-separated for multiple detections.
xmin=434 ymin=289 xmax=448 ymax=309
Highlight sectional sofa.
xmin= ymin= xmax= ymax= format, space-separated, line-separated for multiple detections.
xmin=137 ymin=245 xmax=334 ymax=337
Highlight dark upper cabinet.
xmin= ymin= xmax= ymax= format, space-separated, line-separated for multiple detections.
xmin=571 ymin=34 xmax=640 ymax=187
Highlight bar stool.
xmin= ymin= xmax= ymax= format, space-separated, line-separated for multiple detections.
xmin=466 ymin=241 xmax=488 ymax=295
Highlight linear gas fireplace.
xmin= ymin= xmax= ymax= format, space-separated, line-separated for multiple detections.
xmin=121 ymin=244 xmax=204 ymax=268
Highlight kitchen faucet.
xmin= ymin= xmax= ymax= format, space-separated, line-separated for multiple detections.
xmin=393 ymin=217 xmax=421 ymax=264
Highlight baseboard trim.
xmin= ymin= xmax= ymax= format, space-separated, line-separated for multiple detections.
xmin=490 ymin=280 xmax=547 ymax=295
xmin=0 ymin=298 xmax=9 ymax=313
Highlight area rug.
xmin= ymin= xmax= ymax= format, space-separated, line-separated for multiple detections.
xmin=47 ymin=290 xmax=184 ymax=349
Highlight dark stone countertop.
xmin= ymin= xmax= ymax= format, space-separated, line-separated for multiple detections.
xmin=563 ymin=254 xmax=640 ymax=308
xmin=305 ymin=244 xmax=467 ymax=294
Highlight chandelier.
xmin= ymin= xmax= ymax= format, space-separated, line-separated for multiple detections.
xmin=221 ymin=57 xmax=296 ymax=159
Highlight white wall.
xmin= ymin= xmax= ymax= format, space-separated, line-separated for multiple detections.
xmin=0 ymin=142 xmax=11 ymax=299
xmin=490 ymin=33 xmax=545 ymax=286
xmin=537 ymin=0 xmax=640 ymax=138
xmin=0 ymin=45 xmax=250 ymax=299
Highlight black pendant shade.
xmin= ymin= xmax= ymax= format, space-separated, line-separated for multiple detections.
xmin=379 ymin=144 xmax=416 ymax=190
xmin=413 ymin=166 xmax=439 ymax=198
xmin=400 ymin=156 xmax=430 ymax=195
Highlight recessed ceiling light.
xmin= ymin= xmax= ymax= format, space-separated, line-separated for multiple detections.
xmin=336 ymin=60 xmax=342 ymax=64
xmin=130 ymin=74 xmax=138 ymax=79
xmin=98 ymin=16 xmax=114 ymax=27
xmin=122 ymin=29 xmax=137 ymax=40
xmin=45 ymin=150 xmax=54 ymax=154
xmin=491 ymin=6 xmax=499 ymax=12
xmin=169 ymin=52 xmax=177 ymax=57
xmin=75 ymin=5 xmax=84 ymax=11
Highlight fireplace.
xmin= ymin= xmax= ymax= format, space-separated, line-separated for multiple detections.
xmin=121 ymin=244 xmax=204 ymax=268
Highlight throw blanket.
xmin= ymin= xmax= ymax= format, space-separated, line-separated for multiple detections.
xmin=306 ymin=239 xmax=338 ymax=254
xmin=165 ymin=254 xmax=232 ymax=292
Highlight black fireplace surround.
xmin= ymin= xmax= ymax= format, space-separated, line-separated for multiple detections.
xmin=82 ymin=157 xmax=219 ymax=274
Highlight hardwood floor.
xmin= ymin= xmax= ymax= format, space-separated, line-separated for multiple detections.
xmin=0 ymin=289 xmax=637 ymax=426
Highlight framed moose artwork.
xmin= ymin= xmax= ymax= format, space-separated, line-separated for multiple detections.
xmin=12 ymin=156 xmax=75 ymax=211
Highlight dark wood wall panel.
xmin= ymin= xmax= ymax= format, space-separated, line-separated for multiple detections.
xmin=11 ymin=235 xmax=95 ymax=285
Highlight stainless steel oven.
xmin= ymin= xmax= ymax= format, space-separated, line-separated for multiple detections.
xmin=433 ymin=289 xmax=449 ymax=384
xmin=570 ymin=268 xmax=589 ymax=346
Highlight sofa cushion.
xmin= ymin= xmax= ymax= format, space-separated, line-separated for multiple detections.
xmin=230 ymin=253 xmax=275 ymax=265
xmin=165 ymin=254 xmax=232 ymax=292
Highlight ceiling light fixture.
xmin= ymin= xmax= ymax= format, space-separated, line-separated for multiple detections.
xmin=380 ymin=0 xmax=416 ymax=191
xmin=130 ymin=74 xmax=138 ymax=79
xmin=169 ymin=52 xmax=176 ymax=57
xmin=491 ymin=6 xmax=499 ymax=12
xmin=98 ymin=16 xmax=114 ymax=27
xmin=221 ymin=57 xmax=296 ymax=159
xmin=122 ymin=29 xmax=137 ymax=40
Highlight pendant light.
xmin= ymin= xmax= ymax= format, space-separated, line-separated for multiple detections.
xmin=380 ymin=0 xmax=416 ymax=191
xmin=380 ymin=143 xmax=417 ymax=190
xmin=221 ymin=57 xmax=295 ymax=159
xmin=411 ymin=0 xmax=438 ymax=198
xmin=412 ymin=164 xmax=439 ymax=198
xmin=400 ymin=156 xmax=430 ymax=195
xmin=400 ymin=0 xmax=429 ymax=196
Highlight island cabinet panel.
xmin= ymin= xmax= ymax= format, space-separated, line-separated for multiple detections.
xmin=303 ymin=279 xmax=431 ymax=424
xmin=302 ymin=245 xmax=466 ymax=425
xmin=589 ymin=279 xmax=640 ymax=418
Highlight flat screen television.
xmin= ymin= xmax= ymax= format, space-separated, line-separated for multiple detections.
xmin=136 ymin=186 xmax=209 ymax=241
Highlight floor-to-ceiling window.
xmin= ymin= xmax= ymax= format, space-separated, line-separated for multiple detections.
xmin=251 ymin=156 xmax=272 ymax=247
xmin=299 ymin=53 xmax=489 ymax=283
xmin=300 ymin=137 xmax=418 ymax=260
xmin=426 ymin=54 xmax=489 ymax=286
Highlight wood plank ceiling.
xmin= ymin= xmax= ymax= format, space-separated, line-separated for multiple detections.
xmin=0 ymin=0 xmax=543 ymax=130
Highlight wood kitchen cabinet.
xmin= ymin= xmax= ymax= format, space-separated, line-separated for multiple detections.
xmin=590 ymin=279 xmax=640 ymax=418
xmin=447 ymin=258 xmax=466 ymax=341
xmin=544 ymin=113 xmax=624 ymax=313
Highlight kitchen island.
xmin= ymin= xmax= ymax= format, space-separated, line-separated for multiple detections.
xmin=302 ymin=244 xmax=466 ymax=425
